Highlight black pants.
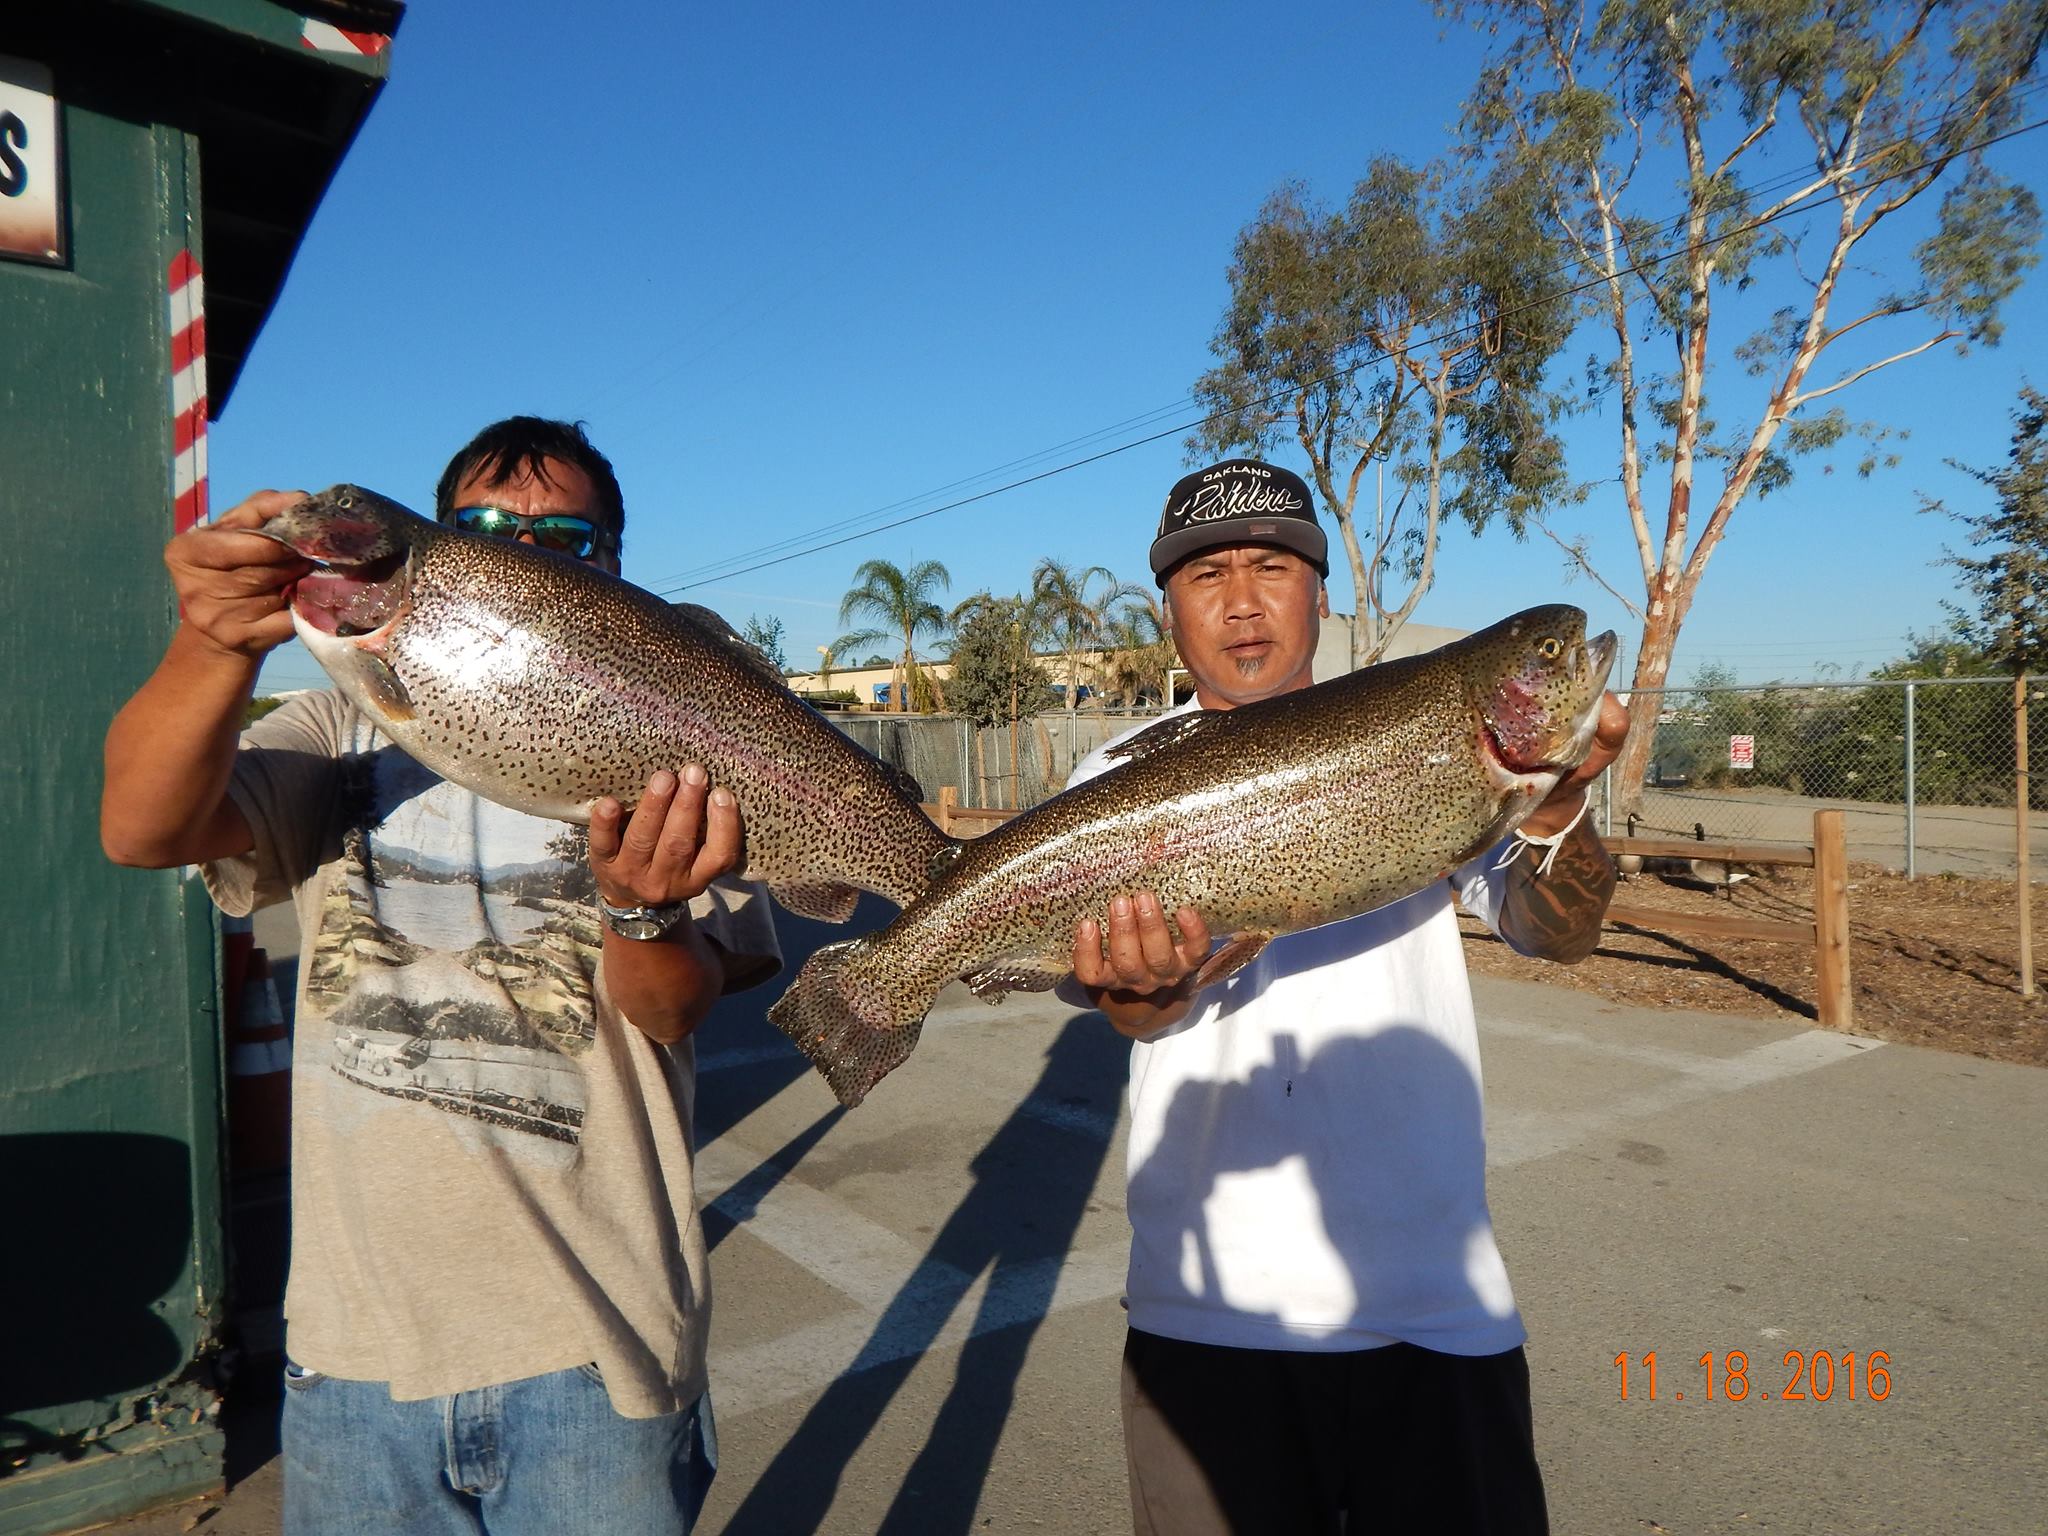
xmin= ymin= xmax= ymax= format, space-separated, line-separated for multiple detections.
xmin=1120 ymin=1328 xmax=1549 ymax=1536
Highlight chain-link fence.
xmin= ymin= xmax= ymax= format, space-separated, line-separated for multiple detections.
xmin=829 ymin=677 xmax=2045 ymax=879
xmin=1615 ymin=677 xmax=2044 ymax=879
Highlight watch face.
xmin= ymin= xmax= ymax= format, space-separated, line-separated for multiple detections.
xmin=603 ymin=901 xmax=684 ymax=940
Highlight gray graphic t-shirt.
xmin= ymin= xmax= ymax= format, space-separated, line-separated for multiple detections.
xmin=204 ymin=690 xmax=779 ymax=1415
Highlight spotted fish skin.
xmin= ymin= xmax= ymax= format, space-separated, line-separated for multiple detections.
xmin=263 ymin=485 xmax=948 ymax=920
xmin=768 ymin=605 xmax=1617 ymax=1104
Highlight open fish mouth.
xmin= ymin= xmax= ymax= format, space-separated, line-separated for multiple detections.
xmin=1478 ymin=717 xmax=1557 ymax=777
xmin=291 ymin=550 xmax=411 ymax=638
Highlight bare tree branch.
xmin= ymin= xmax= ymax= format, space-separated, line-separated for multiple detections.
xmin=1790 ymin=332 xmax=1955 ymax=408
xmin=1529 ymin=512 xmax=1645 ymax=618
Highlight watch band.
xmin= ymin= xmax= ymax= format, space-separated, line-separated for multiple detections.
xmin=598 ymin=895 xmax=690 ymax=940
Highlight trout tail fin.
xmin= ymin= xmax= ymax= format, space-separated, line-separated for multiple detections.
xmin=766 ymin=939 xmax=929 ymax=1107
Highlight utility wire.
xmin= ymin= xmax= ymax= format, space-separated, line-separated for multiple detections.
xmin=654 ymin=105 xmax=2048 ymax=596
xmin=640 ymin=396 xmax=1197 ymax=591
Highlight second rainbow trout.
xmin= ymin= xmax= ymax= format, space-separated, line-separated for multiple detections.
xmin=769 ymin=605 xmax=1616 ymax=1104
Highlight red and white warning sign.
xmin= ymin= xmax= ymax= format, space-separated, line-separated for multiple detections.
xmin=168 ymin=249 xmax=208 ymax=532
xmin=1729 ymin=734 xmax=1755 ymax=771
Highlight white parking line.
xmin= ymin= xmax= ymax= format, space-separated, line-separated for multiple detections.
xmin=695 ymin=1042 xmax=804 ymax=1075
xmin=696 ymin=1139 xmax=967 ymax=1311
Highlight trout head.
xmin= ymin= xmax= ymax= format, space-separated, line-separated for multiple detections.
xmin=254 ymin=486 xmax=452 ymax=727
xmin=1463 ymin=605 xmax=1617 ymax=785
xmin=257 ymin=485 xmax=436 ymax=642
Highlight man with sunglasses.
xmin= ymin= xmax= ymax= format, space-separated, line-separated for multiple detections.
xmin=103 ymin=417 xmax=777 ymax=1534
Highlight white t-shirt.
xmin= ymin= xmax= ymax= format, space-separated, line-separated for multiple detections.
xmin=1067 ymin=701 xmax=1526 ymax=1357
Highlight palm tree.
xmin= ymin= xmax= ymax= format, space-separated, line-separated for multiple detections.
xmin=1027 ymin=558 xmax=1144 ymax=709
xmin=836 ymin=557 xmax=951 ymax=713
xmin=1100 ymin=592 xmax=1177 ymax=707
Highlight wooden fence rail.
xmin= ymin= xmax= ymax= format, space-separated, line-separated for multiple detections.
xmin=1601 ymin=809 xmax=1851 ymax=1030
xmin=921 ymin=790 xmax=1853 ymax=1030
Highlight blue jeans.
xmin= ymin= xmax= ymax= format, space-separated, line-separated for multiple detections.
xmin=281 ymin=1361 xmax=716 ymax=1535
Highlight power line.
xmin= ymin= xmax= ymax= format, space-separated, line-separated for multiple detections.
xmin=638 ymin=397 xmax=1195 ymax=593
xmin=653 ymin=105 xmax=2048 ymax=596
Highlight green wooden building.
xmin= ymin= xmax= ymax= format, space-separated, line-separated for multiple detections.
xmin=0 ymin=4 xmax=398 ymax=1531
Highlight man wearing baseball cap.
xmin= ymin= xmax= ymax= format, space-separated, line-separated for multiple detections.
xmin=1060 ymin=456 xmax=1626 ymax=1534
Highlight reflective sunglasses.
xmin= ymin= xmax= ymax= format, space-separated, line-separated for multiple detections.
xmin=450 ymin=504 xmax=614 ymax=559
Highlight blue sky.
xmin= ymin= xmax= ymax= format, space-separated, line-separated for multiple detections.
xmin=217 ymin=0 xmax=2048 ymax=695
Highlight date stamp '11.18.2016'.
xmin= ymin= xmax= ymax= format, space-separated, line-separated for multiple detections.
xmin=1613 ymin=1350 xmax=1892 ymax=1402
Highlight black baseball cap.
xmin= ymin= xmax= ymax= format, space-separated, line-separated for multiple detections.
xmin=1149 ymin=458 xmax=1328 ymax=586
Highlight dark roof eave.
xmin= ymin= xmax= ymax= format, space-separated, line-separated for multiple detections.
xmin=32 ymin=1 xmax=405 ymax=410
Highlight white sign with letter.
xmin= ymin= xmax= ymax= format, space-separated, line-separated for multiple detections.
xmin=0 ymin=55 xmax=64 ymax=267
xmin=1729 ymin=734 xmax=1755 ymax=771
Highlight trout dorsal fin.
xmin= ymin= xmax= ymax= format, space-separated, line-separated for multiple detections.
xmin=672 ymin=602 xmax=790 ymax=690
xmin=1102 ymin=709 xmax=1225 ymax=767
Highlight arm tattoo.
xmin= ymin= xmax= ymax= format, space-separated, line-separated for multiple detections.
xmin=1497 ymin=819 xmax=1617 ymax=964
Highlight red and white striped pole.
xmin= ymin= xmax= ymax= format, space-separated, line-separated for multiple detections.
xmin=299 ymin=19 xmax=391 ymax=56
xmin=168 ymin=249 xmax=208 ymax=532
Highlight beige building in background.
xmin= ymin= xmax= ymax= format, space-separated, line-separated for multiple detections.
xmin=781 ymin=612 xmax=1472 ymax=710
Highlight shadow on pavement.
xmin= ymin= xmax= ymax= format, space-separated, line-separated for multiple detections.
xmin=717 ymin=1013 xmax=1127 ymax=1536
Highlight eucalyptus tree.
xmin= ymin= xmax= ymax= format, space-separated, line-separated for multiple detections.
xmin=1191 ymin=155 xmax=1576 ymax=669
xmin=1448 ymin=0 xmax=2045 ymax=807
xmin=1028 ymin=557 xmax=1146 ymax=708
xmin=1928 ymin=383 xmax=2048 ymax=675
xmin=835 ymin=557 xmax=951 ymax=713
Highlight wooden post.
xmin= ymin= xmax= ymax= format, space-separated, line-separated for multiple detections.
xmin=1008 ymin=712 xmax=1020 ymax=810
xmin=937 ymin=784 xmax=958 ymax=838
xmin=1813 ymin=809 xmax=1852 ymax=1030
xmin=2018 ymin=673 xmax=2034 ymax=1000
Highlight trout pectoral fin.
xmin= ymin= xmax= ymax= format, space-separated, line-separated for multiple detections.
xmin=1189 ymin=931 xmax=1274 ymax=992
xmin=768 ymin=879 xmax=861 ymax=924
xmin=960 ymin=958 xmax=1069 ymax=1005
xmin=354 ymin=652 xmax=415 ymax=724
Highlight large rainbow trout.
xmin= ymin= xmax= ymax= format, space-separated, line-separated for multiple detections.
xmin=259 ymin=486 xmax=947 ymax=919
xmin=769 ymin=605 xmax=1616 ymax=1104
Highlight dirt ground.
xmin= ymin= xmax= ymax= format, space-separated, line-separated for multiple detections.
xmin=1459 ymin=859 xmax=2047 ymax=1068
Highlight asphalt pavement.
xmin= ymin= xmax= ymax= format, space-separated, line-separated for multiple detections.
xmin=98 ymin=896 xmax=2047 ymax=1536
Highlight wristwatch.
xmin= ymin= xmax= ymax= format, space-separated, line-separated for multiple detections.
xmin=598 ymin=895 xmax=691 ymax=941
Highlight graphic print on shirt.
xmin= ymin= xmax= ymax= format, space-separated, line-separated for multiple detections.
xmin=301 ymin=748 xmax=600 ymax=1145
